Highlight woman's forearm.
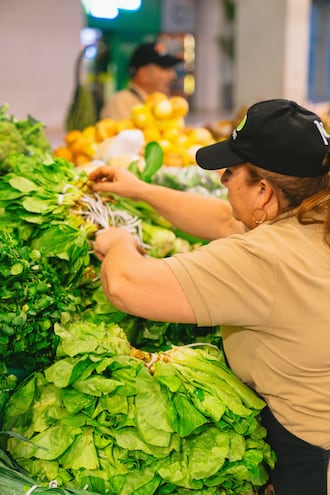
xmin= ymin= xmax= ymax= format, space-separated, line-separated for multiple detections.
xmin=94 ymin=227 xmax=196 ymax=322
xmin=90 ymin=166 xmax=245 ymax=240
xmin=133 ymin=182 xmax=245 ymax=239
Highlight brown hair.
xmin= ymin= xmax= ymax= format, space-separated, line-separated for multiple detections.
xmin=245 ymin=164 xmax=330 ymax=247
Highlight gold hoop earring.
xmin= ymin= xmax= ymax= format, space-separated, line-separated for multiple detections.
xmin=252 ymin=207 xmax=268 ymax=225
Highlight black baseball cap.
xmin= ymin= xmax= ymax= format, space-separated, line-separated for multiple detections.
xmin=129 ymin=42 xmax=182 ymax=73
xmin=196 ymin=99 xmax=330 ymax=177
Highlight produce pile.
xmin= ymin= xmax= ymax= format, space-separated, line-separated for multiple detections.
xmin=2 ymin=321 xmax=276 ymax=495
xmin=54 ymin=92 xmax=217 ymax=168
xmin=0 ymin=106 xmax=276 ymax=494
xmin=0 ymin=104 xmax=52 ymax=171
xmin=0 ymin=127 xmax=224 ymax=372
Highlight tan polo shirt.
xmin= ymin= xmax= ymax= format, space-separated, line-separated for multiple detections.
xmin=100 ymin=83 xmax=147 ymax=121
xmin=164 ymin=215 xmax=330 ymax=456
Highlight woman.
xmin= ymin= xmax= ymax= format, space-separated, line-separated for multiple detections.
xmin=90 ymin=99 xmax=330 ymax=495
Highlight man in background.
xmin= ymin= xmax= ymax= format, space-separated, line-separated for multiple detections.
xmin=100 ymin=41 xmax=183 ymax=121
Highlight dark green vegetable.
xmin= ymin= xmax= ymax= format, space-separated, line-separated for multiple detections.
xmin=0 ymin=230 xmax=83 ymax=371
xmin=0 ymin=364 xmax=17 ymax=417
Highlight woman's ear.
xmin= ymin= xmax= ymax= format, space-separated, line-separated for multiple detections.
xmin=257 ymin=179 xmax=281 ymax=219
xmin=257 ymin=179 xmax=275 ymax=207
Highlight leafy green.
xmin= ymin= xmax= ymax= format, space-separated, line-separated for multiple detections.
xmin=0 ymin=104 xmax=52 ymax=175
xmin=2 ymin=321 xmax=276 ymax=494
xmin=0 ymin=122 xmax=25 ymax=166
xmin=142 ymin=221 xmax=177 ymax=258
xmin=0 ymin=364 xmax=17 ymax=418
xmin=141 ymin=141 xmax=164 ymax=183
xmin=16 ymin=113 xmax=52 ymax=156
xmin=0 ymin=447 xmax=101 ymax=494
xmin=0 ymin=230 xmax=83 ymax=371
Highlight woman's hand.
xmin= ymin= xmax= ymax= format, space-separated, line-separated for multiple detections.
xmin=93 ymin=226 xmax=145 ymax=261
xmin=89 ymin=165 xmax=147 ymax=200
xmin=92 ymin=227 xmax=196 ymax=324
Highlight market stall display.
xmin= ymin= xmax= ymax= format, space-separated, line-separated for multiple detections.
xmin=54 ymin=93 xmax=217 ymax=168
xmin=0 ymin=104 xmax=276 ymax=494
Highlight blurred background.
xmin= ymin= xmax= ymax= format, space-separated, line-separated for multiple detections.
xmin=1 ymin=0 xmax=329 ymax=144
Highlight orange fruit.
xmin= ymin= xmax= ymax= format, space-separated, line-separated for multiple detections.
xmin=65 ymin=130 xmax=81 ymax=146
xmin=70 ymin=138 xmax=86 ymax=155
xmin=74 ymin=153 xmax=90 ymax=166
xmin=54 ymin=146 xmax=73 ymax=162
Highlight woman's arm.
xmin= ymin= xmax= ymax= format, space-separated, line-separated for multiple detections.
xmin=89 ymin=166 xmax=245 ymax=240
xmin=93 ymin=227 xmax=196 ymax=322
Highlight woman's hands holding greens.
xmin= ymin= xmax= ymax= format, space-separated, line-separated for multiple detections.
xmin=89 ymin=165 xmax=148 ymax=201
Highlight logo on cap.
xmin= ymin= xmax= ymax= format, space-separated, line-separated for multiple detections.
xmin=232 ymin=114 xmax=247 ymax=140
xmin=314 ymin=120 xmax=329 ymax=146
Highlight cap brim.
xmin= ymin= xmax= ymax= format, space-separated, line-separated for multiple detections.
xmin=196 ymin=139 xmax=246 ymax=170
xmin=157 ymin=55 xmax=183 ymax=67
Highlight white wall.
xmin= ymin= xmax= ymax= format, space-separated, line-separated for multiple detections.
xmin=0 ymin=0 xmax=84 ymax=139
xmin=193 ymin=0 xmax=228 ymax=118
xmin=234 ymin=0 xmax=311 ymax=111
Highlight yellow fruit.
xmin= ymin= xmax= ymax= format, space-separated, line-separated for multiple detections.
xmin=187 ymin=144 xmax=203 ymax=163
xmin=145 ymin=91 xmax=167 ymax=106
xmin=81 ymin=125 xmax=96 ymax=142
xmin=151 ymin=99 xmax=173 ymax=120
xmin=95 ymin=119 xmax=118 ymax=141
xmin=83 ymin=142 xmax=97 ymax=159
xmin=161 ymin=127 xmax=181 ymax=143
xmin=164 ymin=148 xmax=190 ymax=167
xmin=158 ymin=139 xmax=172 ymax=153
xmin=189 ymin=127 xmax=214 ymax=145
xmin=170 ymin=96 xmax=189 ymax=118
xmin=157 ymin=117 xmax=185 ymax=132
xmin=131 ymin=104 xmax=155 ymax=128
xmin=116 ymin=119 xmax=135 ymax=132
xmin=176 ymin=132 xmax=194 ymax=148
xmin=143 ymin=126 xmax=162 ymax=143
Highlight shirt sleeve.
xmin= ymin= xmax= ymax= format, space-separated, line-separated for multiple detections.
xmin=163 ymin=231 xmax=279 ymax=327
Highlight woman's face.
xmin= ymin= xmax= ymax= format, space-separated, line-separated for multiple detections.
xmin=220 ymin=165 xmax=265 ymax=229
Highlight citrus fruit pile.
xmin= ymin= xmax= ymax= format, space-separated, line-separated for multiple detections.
xmin=54 ymin=92 xmax=216 ymax=168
